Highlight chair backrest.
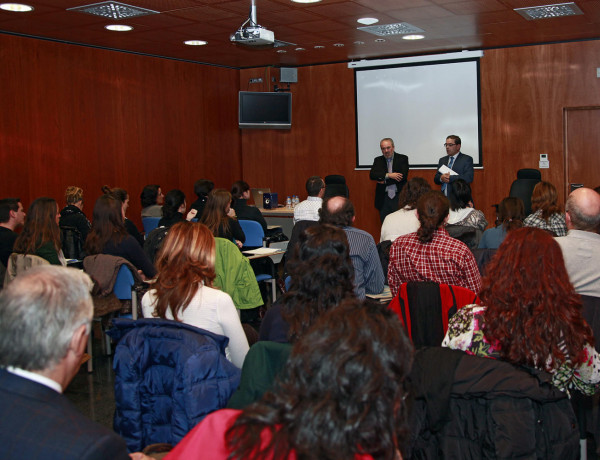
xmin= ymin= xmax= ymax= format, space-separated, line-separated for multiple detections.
xmin=324 ymin=174 xmax=349 ymax=198
xmin=109 ymin=318 xmax=241 ymax=452
xmin=60 ymin=225 xmax=84 ymax=260
xmin=284 ymin=219 xmax=319 ymax=271
xmin=3 ymin=253 xmax=50 ymax=287
xmin=509 ymin=168 xmax=541 ymax=216
xmin=446 ymin=224 xmax=482 ymax=252
xmin=238 ymin=219 xmax=265 ymax=248
xmin=388 ymin=281 xmax=481 ymax=347
xmin=143 ymin=226 xmax=169 ymax=263
xmin=142 ymin=217 xmax=161 ymax=234
xmin=113 ymin=264 xmax=135 ymax=300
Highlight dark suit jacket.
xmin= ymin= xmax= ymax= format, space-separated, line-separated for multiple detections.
xmin=433 ymin=152 xmax=474 ymax=197
xmin=369 ymin=152 xmax=409 ymax=210
xmin=0 ymin=369 xmax=129 ymax=460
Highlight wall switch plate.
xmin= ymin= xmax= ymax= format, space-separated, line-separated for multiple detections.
xmin=539 ymin=153 xmax=549 ymax=169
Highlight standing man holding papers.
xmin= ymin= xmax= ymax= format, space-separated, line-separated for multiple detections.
xmin=434 ymin=135 xmax=474 ymax=197
xmin=370 ymin=138 xmax=409 ymax=223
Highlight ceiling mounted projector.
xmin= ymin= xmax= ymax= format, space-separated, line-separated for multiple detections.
xmin=230 ymin=0 xmax=294 ymax=48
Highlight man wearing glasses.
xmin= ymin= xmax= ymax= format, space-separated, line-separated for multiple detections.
xmin=370 ymin=138 xmax=409 ymax=223
xmin=434 ymin=135 xmax=474 ymax=197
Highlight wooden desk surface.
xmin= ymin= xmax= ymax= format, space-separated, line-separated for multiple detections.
xmin=259 ymin=207 xmax=294 ymax=217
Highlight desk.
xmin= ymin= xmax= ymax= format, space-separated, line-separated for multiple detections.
xmin=242 ymin=248 xmax=285 ymax=260
xmin=259 ymin=207 xmax=294 ymax=238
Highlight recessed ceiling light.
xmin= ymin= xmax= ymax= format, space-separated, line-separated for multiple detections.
xmin=291 ymin=0 xmax=322 ymax=3
xmin=0 ymin=3 xmax=33 ymax=11
xmin=277 ymin=49 xmax=287 ymax=53
xmin=295 ymin=47 xmax=305 ymax=51
xmin=354 ymin=41 xmax=365 ymax=45
xmin=184 ymin=40 xmax=207 ymax=46
xmin=403 ymin=34 xmax=425 ymax=40
xmin=375 ymin=38 xmax=386 ymax=43
xmin=334 ymin=43 xmax=344 ymax=47
xmin=105 ymin=24 xmax=133 ymax=31
xmin=314 ymin=45 xmax=325 ymax=49
xmin=357 ymin=17 xmax=378 ymax=26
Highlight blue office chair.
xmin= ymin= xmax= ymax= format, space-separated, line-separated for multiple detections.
xmin=87 ymin=263 xmax=139 ymax=372
xmin=239 ymin=220 xmax=277 ymax=302
xmin=142 ymin=217 xmax=161 ymax=235
xmin=238 ymin=219 xmax=264 ymax=248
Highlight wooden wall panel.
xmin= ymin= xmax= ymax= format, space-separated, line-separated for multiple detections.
xmin=241 ymin=40 xmax=600 ymax=239
xmin=0 ymin=34 xmax=241 ymax=229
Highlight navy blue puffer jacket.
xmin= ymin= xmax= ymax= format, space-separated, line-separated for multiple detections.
xmin=108 ymin=318 xmax=241 ymax=452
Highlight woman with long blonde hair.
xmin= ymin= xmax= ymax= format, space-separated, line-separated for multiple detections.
xmin=141 ymin=221 xmax=249 ymax=368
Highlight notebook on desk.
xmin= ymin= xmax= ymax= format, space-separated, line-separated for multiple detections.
xmin=251 ymin=188 xmax=270 ymax=208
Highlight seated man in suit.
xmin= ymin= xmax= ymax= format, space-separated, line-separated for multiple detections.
xmin=0 ymin=265 xmax=135 ymax=460
xmin=319 ymin=196 xmax=384 ymax=299
xmin=434 ymin=135 xmax=474 ymax=197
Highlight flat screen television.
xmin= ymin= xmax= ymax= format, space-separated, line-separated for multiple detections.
xmin=239 ymin=91 xmax=292 ymax=129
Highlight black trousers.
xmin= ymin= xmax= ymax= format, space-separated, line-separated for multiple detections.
xmin=379 ymin=194 xmax=400 ymax=223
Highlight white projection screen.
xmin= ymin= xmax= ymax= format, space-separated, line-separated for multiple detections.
xmin=353 ymin=54 xmax=482 ymax=169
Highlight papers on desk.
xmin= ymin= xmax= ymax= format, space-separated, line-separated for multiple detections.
xmin=438 ymin=164 xmax=458 ymax=175
xmin=243 ymin=247 xmax=281 ymax=256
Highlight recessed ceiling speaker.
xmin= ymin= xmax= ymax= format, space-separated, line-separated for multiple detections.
xmin=280 ymin=67 xmax=298 ymax=83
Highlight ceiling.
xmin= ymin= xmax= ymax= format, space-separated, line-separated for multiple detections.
xmin=1 ymin=0 xmax=600 ymax=69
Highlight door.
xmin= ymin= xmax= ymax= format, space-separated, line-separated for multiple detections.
xmin=564 ymin=107 xmax=600 ymax=195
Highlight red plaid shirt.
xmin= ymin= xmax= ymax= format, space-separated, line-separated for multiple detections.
xmin=388 ymin=228 xmax=482 ymax=297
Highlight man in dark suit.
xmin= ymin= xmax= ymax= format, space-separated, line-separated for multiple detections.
xmin=434 ymin=135 xmax=474 ymax=197
xmin=369 ymin=138 xmax=409 ymax=222
xmin=0 ymin=266 xmax=133 ymax=460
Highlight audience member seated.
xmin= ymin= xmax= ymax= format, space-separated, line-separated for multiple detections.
xmin=141 ymin=222 xmax=249 ymax=368
xmin=380 ymin=177 xmax=430 ymax=243
xmin=140 ymin=184 xmax=164 ymax=218
xmin=556 ymin=187 xmax=600 ymax=297
xmin=0 ymin=266 xmax=132 ymax=460
xmin=447 ymin=179 xmax=487 ymax=230
xmin=13 ymin=197 xmax=66 ymax=266
xmin=201 ymin=189 xmax=245 ymax=248
xmin=444 ymin=227 xmax=600 ymax=395
xmin=260 ymin=224 xmax=355 ymax=343
xmin=190 ymin=179 xmax=214 ymax=219
xmin=165 ymin=299 xmax=414 ymax=460
xmin=293 ymin=176 xmax=325 ymax=224
xmin=85 ymin=194 xmax=156 ymax=280
xmin=158 ymin=189 xmax=197 ymax=228
xmin=319 ymin=196 xmax=384 ymax=299
xmin=478 ymin=196 xmax=524 ymax=249
xmin=0 ymin=198 xmax=25 ymax=267
xmin=523 ymin=181 xmax=567 ymax=236
xmin=59 ymin=186 xmax=91 ymax=243
xmin=231 ymin=180 xmax=268 ymax=232
xmin=388 ymin=191 xmax=481 ymax=297
xmin=102 ymin=185 xmax=144 ymax=247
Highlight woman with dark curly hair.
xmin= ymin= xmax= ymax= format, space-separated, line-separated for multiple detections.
xmin=259 ymin=224 xmax=355 ymax=343
xmin=142 ymin=221 xmax=248 ymax=368
xmin=140 ymin=184 xmax=164 ymax=218
xmin=380 ymin=177 xmax=431 ymax=242
xmin=443 ymin=227 xmax=600 ymax=394
xmin=447 ymin=179 xmax=487 ymax=230
xmin=157 ymin=189 xmax=197 ymax=228
xmin=523 ymin=181 xmax=567 ymax=236
xmin=388 ymin=191 xmax=481 ymax=297
xmin=166 ymin=298 xmax=414 ymax=460
xmin=200 ymin=189 xmax=245 ymax=248
xmin=14 ymin=197 xmax=64 ymax=265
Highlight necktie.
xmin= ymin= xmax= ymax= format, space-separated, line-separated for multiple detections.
xmin=442 ymin=156 xmax=455 ymax=195
xmin=386 ymin=158 xmax=395 ymax=199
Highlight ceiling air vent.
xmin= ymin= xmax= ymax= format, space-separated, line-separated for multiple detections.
xmin=514 ymin=2 xmax=583 ymax=20
xmin=67 ymin=1 xmax=158 ymax=19
xmin=357 ymin=22 xmax=424 ymax=37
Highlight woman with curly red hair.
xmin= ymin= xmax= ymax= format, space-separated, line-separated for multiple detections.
xmin=523 ymin=181 xmax=567 ymax=236
xmin=443 ymin=227 xmax=600 ymax=394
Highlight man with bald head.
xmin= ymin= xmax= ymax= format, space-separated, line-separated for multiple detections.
xmin=555 ymin=187 xmax=600 ymax=297
xmin=319 ymin=196 xmax=384 ymax=299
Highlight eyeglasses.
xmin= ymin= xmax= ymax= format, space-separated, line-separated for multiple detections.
xmin=444 ymin=143 xmax=456 ymax=147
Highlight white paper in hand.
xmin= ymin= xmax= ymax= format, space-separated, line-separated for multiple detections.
xmin=438 ymin=164 xmax=459 ymax=175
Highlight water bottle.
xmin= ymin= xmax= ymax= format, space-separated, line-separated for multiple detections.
xmin=294 ymin=195 xmax=299 ymax=207
xmin=286 ymin=196 xmax=292 ymax=209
